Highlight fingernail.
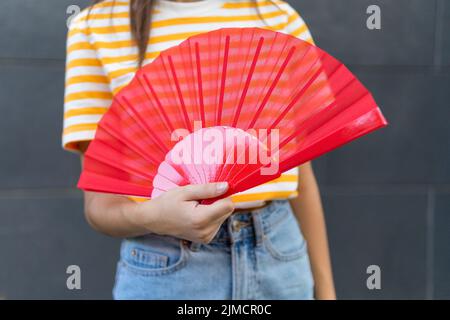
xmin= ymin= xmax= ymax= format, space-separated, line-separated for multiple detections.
xmin=216 ymin=182 xmax=229 ymax=194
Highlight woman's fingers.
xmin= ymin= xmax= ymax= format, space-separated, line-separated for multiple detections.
xmin=189 ymin=198 xmax=235 ymax=243
xmin=155 ymin=183 xmax=235 ymax=244
xmin=178 ymin=182 xmax=229 ymax=201
xmin=197 ymin=198 xmax=235 ymax=222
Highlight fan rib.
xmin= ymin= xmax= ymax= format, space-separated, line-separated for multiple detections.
xmin=101 ymin=120 xmax=160 ymax=165
xmin=189 ymin=55 xmax=208 ymax=186
xmin=168 ymin=55 xmax=193 ymax=132
xmin=119 ymin=96 xmax=169 ymax=153
xmin=155 ymin=164 xmax=186 ymax=187
xmin=79 ymin=171 xmax=151 ymax=197
xmin=270 ymin=52 xmax=328 ymax=130
xmin=278 ymin=108 xmax=386 ymax=174
xmin=278 ymin=90 xmax=372 ymax=152
xmin=195 ymin=42 xmax=206 ymax=127
xmin=297 ymin=82 xmax=362 ymax=143
xmin=141 ymin=74 xmax=175 ymax=133
xmin=85 ymin=145 xmax=154 ymax=181
xmin=232 ymin=36 xmax=264 ymax=127
xmin=263 ymin=45 xmax=314 ymax=129
xmin=247 ymin=46 xmax=296 ymax=129
xmin=217 ymin=35 xmax=230 ymax=126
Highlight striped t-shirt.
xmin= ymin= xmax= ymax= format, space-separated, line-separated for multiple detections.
xmin=63 ymin=0 xmax=314 ymax=206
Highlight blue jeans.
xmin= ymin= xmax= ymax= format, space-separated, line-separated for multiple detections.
xmin=113 ymin=200 xmax=314 ymax=300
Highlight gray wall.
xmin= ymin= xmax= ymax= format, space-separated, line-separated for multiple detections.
xmin=0 ymin=0 xmax=448 ymax=299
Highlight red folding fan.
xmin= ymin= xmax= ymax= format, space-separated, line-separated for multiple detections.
xmin=78 ymin=27 xmax=387 ymax=202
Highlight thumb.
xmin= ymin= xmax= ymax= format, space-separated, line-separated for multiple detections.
xmin=178 ymin=182 xmax=229 ymax=201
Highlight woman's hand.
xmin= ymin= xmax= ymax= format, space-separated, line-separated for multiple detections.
xmin=128 ymin=182 xmax=235 ymax=243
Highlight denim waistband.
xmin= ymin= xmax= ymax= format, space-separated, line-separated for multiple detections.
xmin=189 ymin=200 xmax=292 ymax=250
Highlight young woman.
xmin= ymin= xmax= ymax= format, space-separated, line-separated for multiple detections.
xmin=63 ymin=0 xmax=336 ymax=300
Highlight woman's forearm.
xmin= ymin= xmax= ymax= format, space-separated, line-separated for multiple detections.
xmin=79 ymin=143 xmax=151 ymax=238
xmin=83 ymin=191 xmax=151 ymax=238
xmin=290 ymin=162 xmax=336 ymax=300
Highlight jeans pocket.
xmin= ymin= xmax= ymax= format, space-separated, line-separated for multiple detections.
xmin=263 ymin=207 xmax=308 ymax=261
xmin=120 ymin=236 xmax=189 ymax=276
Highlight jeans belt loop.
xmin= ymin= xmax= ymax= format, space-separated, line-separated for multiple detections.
xmin=189 ymin=242 xmax=202 ymax=252
xmin=251 ymin=209 xmax=265 ymax=247
xmin=181 ymin=240 xmax=202 ymax=252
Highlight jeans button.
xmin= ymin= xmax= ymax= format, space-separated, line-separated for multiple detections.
xmin=232 ymin=220 xmax=241 ymax=233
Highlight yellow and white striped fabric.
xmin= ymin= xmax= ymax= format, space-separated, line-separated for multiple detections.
xmin=63 ymin=0 xmax=314 ymax=207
